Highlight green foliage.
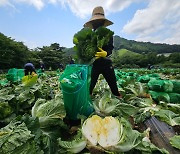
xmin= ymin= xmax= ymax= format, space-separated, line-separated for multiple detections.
xmin=32 ymin=98 xmax=66 ymax=128
xmin=113 ymin=35 xmax=180 ymax=54
xmin=155 ymin=109 xmax=180 ymax=126
xmin=73 ymin=27 xmax=97 ymax=63
xmin=37 ymin=43 xmax=65 ymax=69
xmin=168 ymin=52 xmax=180 ymax=63
xmin=111 ymin=48 xmax=180 ymax=68
xmin=73 ymin=27 xmax=114 ymax=63
xmin=0 ymin=33 xmax=29 ymax=69
xmin=0 ymin=121 xmax=35 ymax=154
xmin=0 ymin=32 xmax=67 ymax=70
xmin=169 ymin=135 xmax=180 ymax=150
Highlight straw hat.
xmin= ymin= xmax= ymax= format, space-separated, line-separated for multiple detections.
xmin=84 ymin=6 xmax=113 ymax=29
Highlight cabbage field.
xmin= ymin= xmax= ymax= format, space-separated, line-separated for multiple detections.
xmin=0 ymin=68 xmax=180 ymax=154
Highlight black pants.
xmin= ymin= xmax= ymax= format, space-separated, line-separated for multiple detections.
xmin=90 ymin=65 xmax=119 ymax=96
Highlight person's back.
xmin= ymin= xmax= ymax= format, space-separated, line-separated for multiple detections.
xmin=24 ymin=63 xmax=36 ymax=75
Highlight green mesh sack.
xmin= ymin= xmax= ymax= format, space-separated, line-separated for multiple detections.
xmin=115 ymin=74 xmax=121 ymax=81
xmin=127 ymin=72 xmax=134 ymax=76
xmin=115 ymin=70 xmax=122 ymax=81
xmin=148 ymin=73 xmax=160 ymax=78
xmin=148 ymin=90 xmax=170 ymax=103
xmin=17 ymin=69 xmax=25 ymax=81
xmin=6 ymin=68 xmax=18 ymax=82
xmin=59 ymin=64 xmax=93 ymax=120
xmin=126 ymin=75 xmax=135 ymax=82
xmin=133 ymin=73 xmax=139 ymax=78
xmin=36 ymin=69 xmax=44 ymax=76
xmin=148 ymin=79 xmax=164 ymax=91
xmin=163 ymin=80 xmax=173 ymax=92
xmin=168 ymin=93 xmax=180 ymax=104
xmin=137 ymin=75 xmax=150 ymax=83
xmin=171 ymin=80 xmax=180 ymax=93
xmin=0 ymin=79 xmax=8 ymax=86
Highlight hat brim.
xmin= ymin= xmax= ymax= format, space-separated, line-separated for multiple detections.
xmin=84 ymin=16 xmax=113 ymax=29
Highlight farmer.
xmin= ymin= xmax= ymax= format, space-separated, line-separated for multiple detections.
xmin=69 ymin=56 xmax=75 ymax=64
xmin=40 ymin=60 xmax=45 ymax=72
xmin=24 ymin=63 xmax=36 ymax=76
xmin=84 ymin=6 xmax=121 ymax=98
xmin=23 ymin=63 xmax=38 ymax=86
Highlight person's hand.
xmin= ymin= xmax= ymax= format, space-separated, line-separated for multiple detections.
xmin=95 ymin=47 xmax=107 ymax=59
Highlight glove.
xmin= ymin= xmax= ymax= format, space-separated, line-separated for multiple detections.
xmin=95 ymin=47 xmax=107 ymax=59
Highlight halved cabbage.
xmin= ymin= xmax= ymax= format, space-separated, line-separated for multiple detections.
xmin=82 ymin=115 xmax=102 ymax=146
xmin=99 ymin=116 xmax=121 ymax=147
xmin=82 ymin=115 xmax=121 ymax=147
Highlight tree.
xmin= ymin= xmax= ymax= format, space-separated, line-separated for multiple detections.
xmin=38 ymin=43 xmax=65 ymax=69
xmin=169 ymin=52 xmax=180 ymax=63
xmin=0 ymin=33 xmax=29 ymax=69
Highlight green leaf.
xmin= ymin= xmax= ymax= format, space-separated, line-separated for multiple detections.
xmin=107 ymin=117 xmax=142 ymax=152
xmin=32 ymin=98 xmax=66 ymax=128
xmin=155 ymin=109 xmax=180 ymax=126
xmin=58 ymin=131 xmax=87 ymax=153
xmin=73 ymin=27 xmax=114 ymax=63
xmin=93 ymin=92 xmax=121 ymax=117
xmin=0 ymin=121 xmax=34 ymax=154
xmin=169 ymin=135 xmax=180 ymax=150
xmin=0 ymin=102 xmax=13 ymax=119
xmin=135 ymin=140 xmax=169 ymax=154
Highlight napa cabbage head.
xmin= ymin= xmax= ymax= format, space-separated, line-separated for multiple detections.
xmin=82 ymin=115 xmax=143 ymax=152
xmin=73 ymin=27 xmax=114 ymax=63
xmin=31 ymin=98 xmax=66 ymax=128
xmin=82 ymin=115 xmax=121 ymax=147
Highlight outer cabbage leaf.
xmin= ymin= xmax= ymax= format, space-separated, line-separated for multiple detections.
xmin=58 ymin=131 xmax=87 ymax=153
xmin=159 ymin=101 xmax=180 ymax=114
xmin=155 ymin=109 xmax=180 ymax=126
xmin=0 ymin=121 xmax=34 ymax=154
xmin=135 ymin=128 xmax=169 ymax=154
xmin=169 ymin=135 xmax=180 ymax=150
xmin=32 ymin=97 xmax=66 ymax=128
xmin=0 ymin=102 xmax=13 ymax=119
xmin=95 ymin=27 xmax=114 ymax=48
xmin=93 ymin=92 xmax=120 ymax=117
xmin=107 ymin=117 xmax=142 ymax=152
xmin=16 ymin=114 xmax=64 ymax=154
xmin=93 ymin=91 xmax=138 ymax=118
xmin=135 ymin=140 xmax=169 ymax=154
xmin=73 ymin=27 xmax=97 ymax=63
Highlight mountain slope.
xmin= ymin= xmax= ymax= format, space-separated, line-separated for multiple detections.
xmin=117 ymin=49 xmax=141 ymax=57
xmin=113 ymin=35 xmax=180 ymax=54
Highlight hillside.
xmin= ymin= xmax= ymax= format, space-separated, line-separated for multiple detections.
xmin=113 ymin=35 xmax=180 ymax=54
xmin=117 ymin=49 xmax=141 ymax=57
